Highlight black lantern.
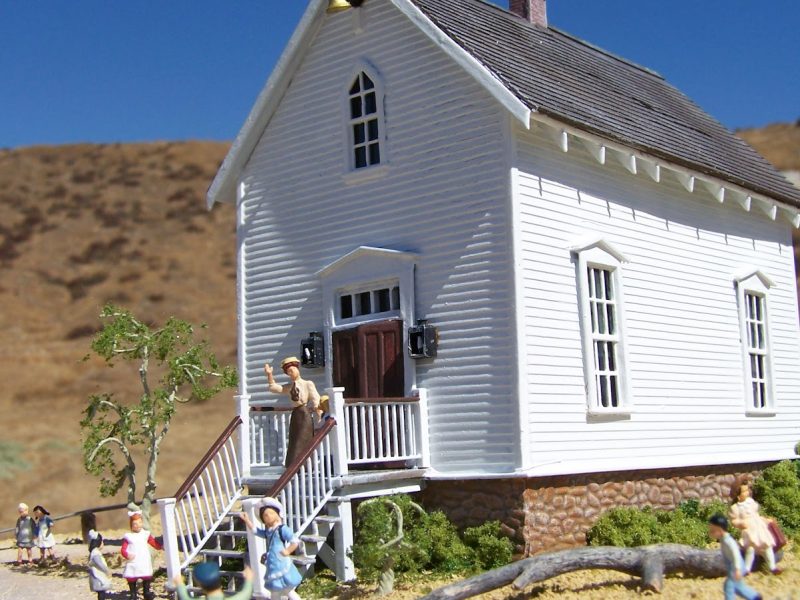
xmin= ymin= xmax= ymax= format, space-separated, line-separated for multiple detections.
xmin=408 ymin=319 xmax=438 ymax=359
xmin=301 ymin=331 xmax=325 ymax=368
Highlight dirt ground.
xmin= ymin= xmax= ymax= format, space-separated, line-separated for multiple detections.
xmin=2 ymin=532 xmax=799 ymax=600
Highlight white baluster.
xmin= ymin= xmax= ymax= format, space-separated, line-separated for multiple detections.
xmin=236 ymin=394 xmax=251 ymax=478
xmin=157 ymin=498 xmax=181 ymax=591
xmin=416 ymin=388 xmax=431 ymax=468
xmin=242 ymin=497 xmax=268 ymax=598
xmin=327 ymin=387 xmax=349 ymax=475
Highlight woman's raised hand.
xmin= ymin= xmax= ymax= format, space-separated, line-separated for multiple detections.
xmin=264 ymin=363 xmax=274 ymax=378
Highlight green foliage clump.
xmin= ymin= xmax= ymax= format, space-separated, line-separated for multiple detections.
xmin=0 ymin=441 xmax=30 ymax=480
xmin=352 ymin=495 xmax=513 ymax=584
xmin=752 ymin=460 xmax=800 ymax=536
xmin=587 ymin=500 xmax=734 ymax=548
xmin=463 ymin=521 xmax=514 ymax=569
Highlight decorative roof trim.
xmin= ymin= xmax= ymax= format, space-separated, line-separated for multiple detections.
xmin=568 ymin=235 xmax=629 ymax=264
xmin=317 ymin=246 xmax=418 ymax=278
xmin=390 ymin=0 xmax=531 ymax=127
xmin=733 ymin=268 xmax=776 ymax=289
xmin=530 ymin=112 xmax=800 ymax=228
xmin=207 ymin=0 xmax=328 ymax=207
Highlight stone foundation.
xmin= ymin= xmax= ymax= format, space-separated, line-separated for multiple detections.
xmin=419 ymin=462 xmax=772 ymax=555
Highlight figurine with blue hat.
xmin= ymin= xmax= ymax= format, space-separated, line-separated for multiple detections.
xmin=241 ymin=497 xmax=304 ymax=599
xmin=173 ymin=561 xmax=253 ymax=599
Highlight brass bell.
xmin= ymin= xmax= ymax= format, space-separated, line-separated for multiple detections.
xmin=327 ymin=0 xmax=352 ymax=13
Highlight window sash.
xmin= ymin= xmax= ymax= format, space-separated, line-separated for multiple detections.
xmin=586 ymin=266 xmax=623 ymax=410
xmin=742 ymin=291 xmax=770 ymax=410
xmin=348 ymin=72 xmax=382 ymax=170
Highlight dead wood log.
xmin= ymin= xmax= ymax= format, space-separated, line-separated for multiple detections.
xmin=419 ymin=544 xmax=727 ymax=600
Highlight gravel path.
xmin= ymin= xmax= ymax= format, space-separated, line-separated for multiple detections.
xmin=0 ymin=535 xmax=169 ymax=600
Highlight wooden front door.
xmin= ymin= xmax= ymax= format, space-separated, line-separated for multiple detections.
xmin=332 ymin=319 xmax=404 ymax=398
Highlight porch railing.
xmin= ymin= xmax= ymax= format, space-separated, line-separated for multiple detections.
xmin=249 ymin=406 xmax=292 ymax=468
xmin=244 ymin=387 xmax=431 ymax=472
xmin=342 ymin=397 xmax=423 ymax=465
xmin=157 ymin=416 xmax=244 ymax=586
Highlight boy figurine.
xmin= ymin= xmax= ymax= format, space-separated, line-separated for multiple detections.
xmin=15 ymin=503 xmax=36 ymax=565
xmin=708 ymin=514 xmax=762 ymax=600
xmin=174 ymin=562 xmax=253 ymax=600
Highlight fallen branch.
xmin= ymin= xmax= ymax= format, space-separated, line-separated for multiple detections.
xmin=419 ymin=544 xmax=728 ymax=600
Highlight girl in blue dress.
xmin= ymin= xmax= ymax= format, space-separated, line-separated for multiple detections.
xmin=241 ymin=497 xmax=303 ymax=599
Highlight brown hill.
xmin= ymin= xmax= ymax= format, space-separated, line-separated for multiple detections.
xmin=0 ymin=141 xmax=236 ymax=534
xmin=738 ymin=121 xmax=800 ymax=172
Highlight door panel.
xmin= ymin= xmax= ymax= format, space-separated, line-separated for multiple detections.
xmin=332 ymin=319 xmax=404 ymax=399
xmin=332 ymin=327 xmax=359 ymax=397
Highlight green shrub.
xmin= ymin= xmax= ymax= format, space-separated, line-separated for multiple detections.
xmin=752 ymin=460 xmax=800 ymax=536
xmin=463 ymin=521 xmax=514 ymax=569
xmin=587 ymin=500 xmax=735 ymax=548
xmin=414 ymin=510 xmax=474 ymax=573
xmin=352 ymin=495 xmax=512 ymax=583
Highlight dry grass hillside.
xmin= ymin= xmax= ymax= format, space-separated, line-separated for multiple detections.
xmin=738 ymin=121 xmax=800 ymax=172
xmin=0 ymin=141 xmax=236 ymax=535
xmin=0 ymin=122 xmax=797 ymax=538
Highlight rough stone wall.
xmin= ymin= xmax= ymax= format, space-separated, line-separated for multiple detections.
xmin=419 ymin=463 xmax=772 ymax=556
xmin=420 ymin=479 xmax=528 ymax=554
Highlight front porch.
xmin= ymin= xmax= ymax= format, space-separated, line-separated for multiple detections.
xmin=240 ymin=386 xmax=431 ymax=484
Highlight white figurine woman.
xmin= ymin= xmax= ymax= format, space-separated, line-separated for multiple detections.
xmin=265 ymin=357 xmax=321 ymax=467
xmin=729 ymin=479 xmax=780 ymax=575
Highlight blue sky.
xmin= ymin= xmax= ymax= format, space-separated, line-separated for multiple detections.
xmin=1 ymin=1 xmax=797 ymax=148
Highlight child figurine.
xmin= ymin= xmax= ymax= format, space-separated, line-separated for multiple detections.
xmin=241 ymin=497 xmax=303 ymax=600
xmin=87 ymin=530 xmax=113 ymax=600
xmin=15 ymin=503 xmax=35 ymax=564
xmin=729 ymin=479 xmax=780 ymax=575
xmin=33 ymin=505 xmax=56 ymax=562
xmin=121 ymin=510 xmax=163 ymax=600
xmin=709 ymin=514 xmax=762 ymax=600
xmin=174 ymin=562 xmax=254 ymax=600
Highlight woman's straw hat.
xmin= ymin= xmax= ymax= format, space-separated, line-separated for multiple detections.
xmin=281 ymin=356 xmax=301 ymax=370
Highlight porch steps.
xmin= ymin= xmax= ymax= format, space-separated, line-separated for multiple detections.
xmin=180 ymin=501 xmax=341 ymax=597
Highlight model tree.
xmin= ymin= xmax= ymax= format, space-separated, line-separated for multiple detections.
xmin=80 ymin=304 xmax=237 ymax=527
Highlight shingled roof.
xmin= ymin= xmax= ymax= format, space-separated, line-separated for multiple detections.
xmin=411 ymin=0 xmax=800 ymax=207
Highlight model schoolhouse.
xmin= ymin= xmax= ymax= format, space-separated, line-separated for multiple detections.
xmin=157 ymin=1 xmax=800 ymax=595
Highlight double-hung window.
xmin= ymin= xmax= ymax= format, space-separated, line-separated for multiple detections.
xmin=735 ymin=270 xmax=775 ymax=413
xmin=572 ymin=239 xmax=631 ymax=414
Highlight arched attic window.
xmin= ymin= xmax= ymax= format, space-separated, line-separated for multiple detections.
xmin=348 ymin=71 xmax=383 ymax=170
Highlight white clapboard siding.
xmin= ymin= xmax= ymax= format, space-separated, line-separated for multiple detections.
xmin=515 ymin=123 xmax=800 ymax=475
xmin=238 ymin=1 xmax=517 ymax=473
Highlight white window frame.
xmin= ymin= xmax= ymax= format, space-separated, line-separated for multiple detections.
xmin=336 ymin=280 xmax=401 ymax=326
xmin=570 ymin=237 xmax=632 ymax=416
xmin=734 ymin=269 xmax=777 ymax=415
xmin=343 ymin=62 xmax=388 ymax=177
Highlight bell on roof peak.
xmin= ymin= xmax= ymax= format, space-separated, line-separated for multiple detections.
xmin=509 ymin=0 xmax=548 ymax=27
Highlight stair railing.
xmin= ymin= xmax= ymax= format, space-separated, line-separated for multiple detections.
xmin=242 ymin=417 xmax=340 ymax=598
xmin=157 ymin=416 xmax=244 ymax=587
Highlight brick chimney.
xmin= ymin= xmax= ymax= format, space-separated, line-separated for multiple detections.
xmin=509 ymin=0 xmax=548 ymax=27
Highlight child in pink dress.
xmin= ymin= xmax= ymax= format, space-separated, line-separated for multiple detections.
xmin=729 ymin=480 xmax=780 ymax=575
